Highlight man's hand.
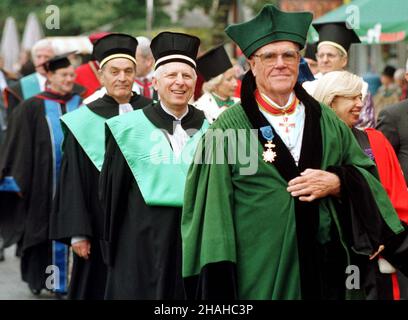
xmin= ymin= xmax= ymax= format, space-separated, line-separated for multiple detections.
xmin=72 ymin=240 xmax=91 ymax=260
xmin=287 ymin=169 xmax=341 ymax=202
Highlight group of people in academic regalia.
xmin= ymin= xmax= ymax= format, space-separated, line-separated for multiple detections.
xmin=0 ymin=51 xmax=85 ymax=295
xmin=1 ymin=4 xmax=408 ymax=301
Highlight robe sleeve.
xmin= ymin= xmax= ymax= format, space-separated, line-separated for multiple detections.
xmin=0 ymin=101 xmax=33 ymax=196
xmin=99 ymin=126 xmax=132 ymax=266
xmin=49 ymin=131 xmax=93 ymax=244
xmin=182 ymin=132 xmax=238 ymax=299
xmin=0 ymin=102 xmax=33 ymax=246
xmin=3 ymin=86 xmax=22 ymax=114
xmin=326 ymin=120 xmax=408 ymax=276
xmin=382 ymin=222 xmax=408 ymax=276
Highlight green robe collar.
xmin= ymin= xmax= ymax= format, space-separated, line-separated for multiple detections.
xmin=60 ymin=93 xmax=151 ymax=171
xmin=107 ymin=105 xmax=208 ymax=206
xmin=61 ymin=106 xmax=106 ymax=171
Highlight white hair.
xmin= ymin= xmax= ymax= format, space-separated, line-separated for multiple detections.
xmin=202 ymin=73 xmax=223 ymax=93
xmin=202 ymin=66 xmax=236 ymax=93
xmin=406 ymin=58 xmax=408 ymax=72
xmin=31 ymin=39 xmax=55 ymax=60
xmin=136 ymin=36 xmax=153 ymax=58
xmin=153 ymin=65 xmax=165 ymax=79
xmin=394 ymin=68 xmax=406 ymax=81
xmin=313 ymin=70 xmax=363 ymax=106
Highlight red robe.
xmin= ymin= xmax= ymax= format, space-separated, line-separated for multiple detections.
xmin=74 ymin=61 xmax=101 ymax=98
xmin=366 ymin=128 xmax=408 ymax=300
xmin=366 ymin=128 xmax=408 ymax=223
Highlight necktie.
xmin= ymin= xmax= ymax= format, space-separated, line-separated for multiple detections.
xmin=143 ymin=79 xmax=151 ymax=99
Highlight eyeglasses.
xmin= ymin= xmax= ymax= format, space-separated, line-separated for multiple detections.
xmin=253 ymin=50 xmax=299 ymax=66
xmin=333 ymin=94 xmax=363 ymax=103
xmin=315 ymin=52 xmax=342 ymax=60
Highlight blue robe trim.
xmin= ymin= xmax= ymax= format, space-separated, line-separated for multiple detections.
xmin=0 ymin=176 xmax=21 ymax=192
xmin=21 ymin=73 xmax=41 ymax=99
xmin=44 ymin=95 xmax=81 ymax=293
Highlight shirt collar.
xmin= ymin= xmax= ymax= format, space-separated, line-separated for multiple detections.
xmin=261 ymin=92 xmax=295 ymax=110
xmin=160 ymin=103 xmax=189 ymax=121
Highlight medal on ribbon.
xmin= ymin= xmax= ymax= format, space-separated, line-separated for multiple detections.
xmin=260 ymin=126 xmax=276 ymax=163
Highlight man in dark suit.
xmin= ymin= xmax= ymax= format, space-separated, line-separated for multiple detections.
xmin=377 ymin=58 xmax=408 ymax=185
xmin=377 ymin=58 xmax=408 ymax=299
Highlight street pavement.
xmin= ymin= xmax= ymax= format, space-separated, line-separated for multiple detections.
xmin=0 ymin=245 xmax=55 ymax=300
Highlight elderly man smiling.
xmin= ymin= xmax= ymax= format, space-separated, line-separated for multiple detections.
xmin=99 ymin=31 xmax=209 ymax=299
xmin=181 ymin=5 xmax=408 ymax=300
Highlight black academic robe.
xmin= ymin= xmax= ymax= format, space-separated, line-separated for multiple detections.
xmin=4 ymin=75 xmax=84 ymax=115
xmin=3 ymin=80 xmax=26 ymax=114
xmin=49 ymin=93 xmax=151 ymax=300
xmin=351 ymin=128 xmax=408 ymax=300
xmin=99 ymin=103 xmax=205 ymax=299
xmin=0 ymin=88 xmax=84 ymax=292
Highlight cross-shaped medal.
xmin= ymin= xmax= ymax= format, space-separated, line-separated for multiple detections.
xmin=279 ymin=117 xmax=296 ymax=133
xmin=263 ymin=140 xmax=277 ymax=163
xmin=265 ymin=141 xmax=275 ymax=149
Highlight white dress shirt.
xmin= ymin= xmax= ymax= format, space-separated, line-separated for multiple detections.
xmin=160 ymin=103 xmax=189 ymax=157
xmin=259 ymin=92 xmax=305 ymax=165
xmin=119 ymin=103 xmax=133 ymax=115
xmin=36 ymin=73 xmax=47 ymax=91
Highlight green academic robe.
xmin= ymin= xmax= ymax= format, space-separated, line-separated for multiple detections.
xmin=182 ymin=71 xmax=407 ymax=300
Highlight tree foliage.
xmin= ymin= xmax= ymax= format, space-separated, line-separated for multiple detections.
xmin=179 ymin=0 xmax=279 ymax=45
xmin=0 ymin=0 xmax=171 ymax=37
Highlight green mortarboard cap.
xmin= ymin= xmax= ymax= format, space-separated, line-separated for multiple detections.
xmin=225 ymin=4 xmax=313 ymax=58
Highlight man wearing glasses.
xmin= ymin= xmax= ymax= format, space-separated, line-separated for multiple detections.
xmin=303 ymin=22 xmax=375 ymax=129
xmin=182 ymin=5 xmax=408 ymax=300
xmin=304 ymin=21 xmax=360 ymax=91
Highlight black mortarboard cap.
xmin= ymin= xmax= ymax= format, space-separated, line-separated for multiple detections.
xmin=197 ymin=45 xmax=233 ymax=82
xmin=304 ymin=42 xmax=317 ymax=61
xmin=151 ymin=32 xmax=200 ymax=70
xmin=43 ymin=52 xmax=74 ymax=72
xmin=93 ymin=33 xmax=137 ymax=68
xmin=298 ymin=56 xmax=315 ymax=83
xmin=313 ymin=21 xmax=361 ymax=55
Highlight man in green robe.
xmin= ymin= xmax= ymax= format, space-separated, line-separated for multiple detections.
xmin=182 ymin=5 xmax=408 ymax=300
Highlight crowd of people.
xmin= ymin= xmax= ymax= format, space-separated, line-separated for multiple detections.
xmin=0 ymin=4 xmax=408 ymax=300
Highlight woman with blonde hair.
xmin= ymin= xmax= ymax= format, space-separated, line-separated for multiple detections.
xmin=314 ymin=70 xmax=408 ymax=300
xmin=194 ymin=45 xmax=239 ymax=123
